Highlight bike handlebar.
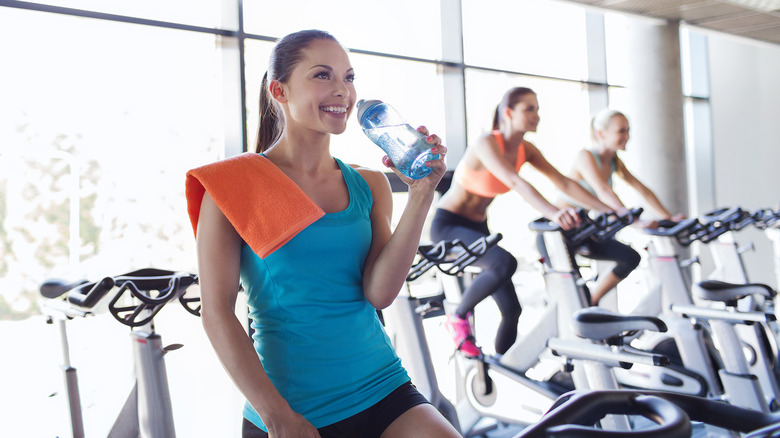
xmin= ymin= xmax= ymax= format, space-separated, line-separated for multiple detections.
xmin=753 ymin=207 xmax=780 ymax=230
xmin=597 ymin=208 xmax=643 ymax=241
xmin=698 ymin=207 xmax=757 ymax=241
xmin=650 ymin=206 xmax=777 ymax=246
xmin=67 ymin=277 xmax=115 ymax=308
xmin=644 ymin=217 xmax=706 ymax=246
xmin=40 ymin=268 xmax=200 ymax=327
xmin=529 ymin=208 xmax=643 ymax=246
xmin=515 ymin=390 xmax=691 ymax=438
xmin=407 ymin=233 xmax=503 ymax=281
xmin=411 ymin=209 xmax=641 ymax=282
xmin=516 ymin=386 xmax=780 ymax=438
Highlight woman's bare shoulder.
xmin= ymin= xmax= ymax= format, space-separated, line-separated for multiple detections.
xmin=349 ymin=164 xmax=391 ymax=190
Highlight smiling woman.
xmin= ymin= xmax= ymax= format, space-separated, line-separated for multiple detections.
xmin=190 ymin=29 xmax=458 ymax=438
xmin=255 ymin=36 xmax=356 ymax=152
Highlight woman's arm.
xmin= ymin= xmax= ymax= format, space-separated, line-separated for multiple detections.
xmin=361 ymin=130 xmax=446 ymax=309
xmin=197 ymin=193 xmax=319 ymax=437
xmin=471 ymin=136 xmax=562 ymax=220
xmin=614 ymin=158 xmax=675 ymax=219
xmin=573 ymin=149 xmax=627 ymax=211
xmin=525 ymin=142 xmax=616 ymax=215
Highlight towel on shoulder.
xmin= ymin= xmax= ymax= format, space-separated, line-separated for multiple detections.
xmin=186 ymin=152 xmax=324 ymax=258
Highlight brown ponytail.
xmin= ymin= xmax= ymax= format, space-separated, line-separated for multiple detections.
xmin=254 ymin=29 xmax=340 ymax=153
xmin=256 ymin=72 xmax=281 ymax=153
xmin=492 ymin=105 xmax=502 ymax=131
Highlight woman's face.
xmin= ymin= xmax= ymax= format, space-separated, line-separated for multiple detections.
xmin=599 ymin=115 xmax=630 ymax=151
xmin=276 ymin=39 xmax=356 ymax=136
xmin=507 ymin=93 xmax=540 ymax=133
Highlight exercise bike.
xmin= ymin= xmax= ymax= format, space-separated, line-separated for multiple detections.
xmin=512 ymin=209 xmax=717 ymax=405
xmin=385 ymin=211 xmax=674 ymax=435
xmin=39 ymin=268 xmax=200 ymax=438
xmin=692 ymin=207 xmax=780 ymax=410
xmin=624 ymin=216 xmax=776 ymax=413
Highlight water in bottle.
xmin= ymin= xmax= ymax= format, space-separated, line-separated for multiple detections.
xmin=357 ymin=99 xmax=439 ymax=180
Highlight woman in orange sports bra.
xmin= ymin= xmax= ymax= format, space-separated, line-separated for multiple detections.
xmin=431 ymin=87 xmax=624 ymax=357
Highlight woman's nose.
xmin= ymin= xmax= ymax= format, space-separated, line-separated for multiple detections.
xmin=334 ymin=81 xmax=349 ymax=97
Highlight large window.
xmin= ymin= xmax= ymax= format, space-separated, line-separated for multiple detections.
xmin=16 ymin=0 xmax=226 ymax=28
xmin=0 ymin=6 xmax=223 ymax=314
xmin=462 ymin=0 xmax=588 ymax=81
xmin=0 ymin=6 xmax=227 ymax=437
xmin=604 ymin=12 xmax=629 ymax=87
xmin=243 ymin=0 xmax=442 ymax=60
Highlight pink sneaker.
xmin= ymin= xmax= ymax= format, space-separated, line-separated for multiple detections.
xmin=444 ymin=314 xmax=481 ymax=357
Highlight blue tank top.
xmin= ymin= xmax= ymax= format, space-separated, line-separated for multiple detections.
xmin=239 ymin=158 xmax=409 ymax=431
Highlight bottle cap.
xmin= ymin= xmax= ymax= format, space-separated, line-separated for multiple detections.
xmin=356 ymin=99 xmax=382 ymax=123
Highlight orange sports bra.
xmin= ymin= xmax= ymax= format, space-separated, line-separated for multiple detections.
xmin=453 ymin=131 xmax=527 ymax=198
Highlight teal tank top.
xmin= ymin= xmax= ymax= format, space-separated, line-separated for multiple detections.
xmin=239 ymin=158 xmax=409 ymax=431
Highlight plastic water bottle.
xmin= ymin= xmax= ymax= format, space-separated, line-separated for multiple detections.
xmin=356 ymin=99 xmax=439 ymax=180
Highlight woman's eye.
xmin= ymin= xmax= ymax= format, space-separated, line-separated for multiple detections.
xmin=345 ymin=74 xmax=356 ymax=82
xmin=314 ymin=71 xmax=331 ymax=79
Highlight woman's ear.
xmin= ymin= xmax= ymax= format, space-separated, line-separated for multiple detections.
xmin=269 ymin=80 xmax=288 ymax=103
xmin=503 ymin=105 xmax=514 ymax=122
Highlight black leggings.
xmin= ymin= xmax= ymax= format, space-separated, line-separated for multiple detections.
xmin=430 ymin=209 xmax=521 ymax=354
xmin=536 ymin=233 xmax=641 ymax=280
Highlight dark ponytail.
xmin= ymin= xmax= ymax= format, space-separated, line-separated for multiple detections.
xmin=256 ymin=72 xmax=281 ymax=153
xmin=492 ymin=105 xmax=502 ymax=131
xmin=254 ymin=29 xmax=340 ymax=153
xmin=492 ymin=87 xmax=536 ymax=131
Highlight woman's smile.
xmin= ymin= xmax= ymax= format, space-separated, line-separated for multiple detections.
xmin=320 ymin=104 xmax=349 ymax=118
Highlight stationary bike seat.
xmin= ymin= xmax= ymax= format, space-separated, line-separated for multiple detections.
xmin=694 ymin=280 xmax=775 ymax=303
xmin=572 ymin=307 xmax=667 ymax=342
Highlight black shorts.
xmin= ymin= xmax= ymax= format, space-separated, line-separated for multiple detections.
xmin=242 ymin=382 xmax=429 ymax=438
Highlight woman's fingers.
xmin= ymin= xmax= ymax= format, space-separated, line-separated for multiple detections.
xmin=554 ymin=208 xmax=581 ymax=230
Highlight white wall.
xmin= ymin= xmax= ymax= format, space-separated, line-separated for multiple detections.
xmin=708 ymin=33 xmax=780 ymax=285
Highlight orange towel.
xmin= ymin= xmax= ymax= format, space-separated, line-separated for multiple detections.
xmin=186 ymin=153 xmax=324 ymax=258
